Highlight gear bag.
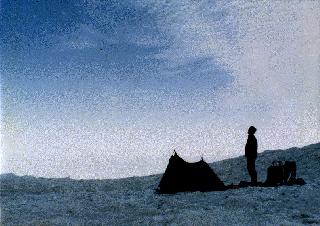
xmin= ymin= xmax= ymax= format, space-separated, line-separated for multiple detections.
xmin=265 ymin=161 xmax=296 ymax=186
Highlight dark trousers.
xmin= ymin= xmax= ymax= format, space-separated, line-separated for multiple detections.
xmin=247 ymin=158 xmax=257 ymax=183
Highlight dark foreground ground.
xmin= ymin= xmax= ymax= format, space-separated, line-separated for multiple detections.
xmin=1 ymin=143 xmax=320 ymax=225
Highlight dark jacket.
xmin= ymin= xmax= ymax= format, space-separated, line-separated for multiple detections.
xmin=245 ymin=134 xmax=257 ymax=159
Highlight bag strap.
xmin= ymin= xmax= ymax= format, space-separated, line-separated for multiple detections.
xmin=272 ymin=161 xmax=283 ymax=166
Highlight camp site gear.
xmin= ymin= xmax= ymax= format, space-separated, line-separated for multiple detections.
xmin=264 ymin=161 xmax=302 ymax=186
xmin=157 ymin=152 xmax=225 ymax=194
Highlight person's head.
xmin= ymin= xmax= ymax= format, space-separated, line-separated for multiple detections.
xmin=248 ymin=126 xmax=257 ymax=135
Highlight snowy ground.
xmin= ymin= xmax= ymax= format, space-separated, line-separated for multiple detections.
xmin=1 ymin=143 xmax=320 ymax=225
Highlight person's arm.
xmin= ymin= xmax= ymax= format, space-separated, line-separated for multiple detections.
xmin=253 ymin=137 xmax=258 ymax=158
xmin=245 ymin=138 xmax=249 ymax=157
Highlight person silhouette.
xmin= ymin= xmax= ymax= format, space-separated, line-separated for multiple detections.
xmin=245 ymin=126 xmax=258 ymax=184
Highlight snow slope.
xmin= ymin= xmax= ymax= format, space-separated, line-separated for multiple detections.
xmin=1 ymin=143 xmax=320 ymax=225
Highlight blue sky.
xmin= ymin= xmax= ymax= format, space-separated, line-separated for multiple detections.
xmin=1 ymin=0 xmax=319 ymax=179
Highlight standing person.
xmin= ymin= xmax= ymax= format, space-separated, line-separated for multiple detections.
xmin=245 ymin=126 xmax=258 ymax=185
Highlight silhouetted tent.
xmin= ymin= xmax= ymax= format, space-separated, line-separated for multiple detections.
xmin=157 ymin=152 xmax=226 ymax=193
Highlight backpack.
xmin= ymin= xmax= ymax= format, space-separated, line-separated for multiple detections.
xmin=265 ymin=161 xmax=297 ymax=186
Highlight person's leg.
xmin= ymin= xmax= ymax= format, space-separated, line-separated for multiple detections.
xmin=247 ymin=158 xmax=257 ymax=184
xmin=252 ymin=160 xmax=257 ymax=184
xmin=246 ymin=158 xmax=252 ymax=180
